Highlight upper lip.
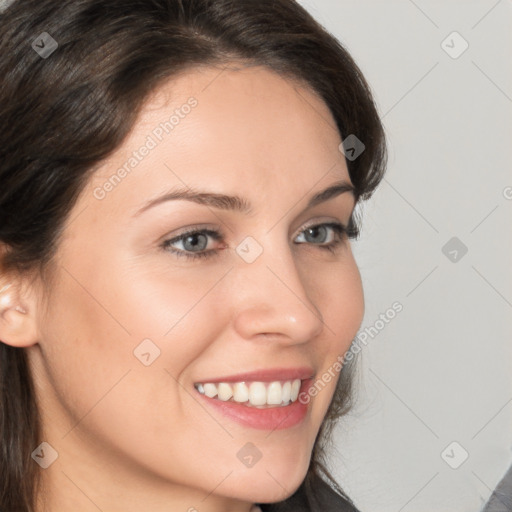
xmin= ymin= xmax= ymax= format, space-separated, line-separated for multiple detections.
xmin=194 ymin=366 xmax=315 ymax=384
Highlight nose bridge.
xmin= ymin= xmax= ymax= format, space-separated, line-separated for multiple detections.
xmin=231 ymin=233 xmax=324 ymax=344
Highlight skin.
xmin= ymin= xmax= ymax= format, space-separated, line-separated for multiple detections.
xmin=0 ymin=64 xmax=364 ymax=511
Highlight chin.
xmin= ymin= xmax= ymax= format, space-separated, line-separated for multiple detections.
xmin=228 ymin=457 xmax=310 ymax=504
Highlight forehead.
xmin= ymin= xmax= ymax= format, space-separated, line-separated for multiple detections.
xmin=109 ymin=64 xmax=340 ymax=157
xmin=84 ymin=64 xmax=350 ymax=214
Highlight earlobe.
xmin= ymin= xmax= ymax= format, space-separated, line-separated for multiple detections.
xmin=0 ymin=280 xmax=38 ymax=348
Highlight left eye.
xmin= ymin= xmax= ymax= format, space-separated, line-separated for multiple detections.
xmin=294 ymin=223 xmax=341 ymax=245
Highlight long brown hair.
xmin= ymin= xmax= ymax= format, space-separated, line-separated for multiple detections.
xmin=0 ymin=1 xmax=387 ymax=510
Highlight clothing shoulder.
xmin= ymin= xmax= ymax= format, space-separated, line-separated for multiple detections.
xmin=260 ymin=472 xmax=362 ymax=512
xmin=481 ymin=462 xmax=512 ymax=512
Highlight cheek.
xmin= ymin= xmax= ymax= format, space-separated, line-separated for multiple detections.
xmin=304 ymin=254 xmax=363 ymax=416
xmin=36 ymin=274 xmax=137 ymax=424
xmin=112 ymin=261 xmax=232 ymax=345
xmin=35 ymin=266 xmax=229 ymax=472
xmin=310 ymin=253 xmax=364 ymax=353
xmin=333 ymin=262 xmax=364 ymax=347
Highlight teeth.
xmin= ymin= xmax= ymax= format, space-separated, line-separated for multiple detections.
xmin=233 ymin=382 xmax=249 ymax=403
xmin=217 ymin=382 xmax=233 ymax=401
xmin=282 ymin=381 xmax=291 ymax=403
xmin=203 ymin=383 xmax=217 ymax=398
xmin=290 ymin=379 xmax=301 ymax=402
xmin=249 ymin=382 xmax=267 ymax=405
xmin=194 ymin=379 xmax=303 ymax=407
xmin=267 ymin=381 xmax=282 ymax=405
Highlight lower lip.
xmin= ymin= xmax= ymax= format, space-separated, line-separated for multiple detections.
xmin=195 ymin=379 xmax=313 ymax=430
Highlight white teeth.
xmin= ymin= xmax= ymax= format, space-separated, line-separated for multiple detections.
xmin=249 ymin=382 xmax=267 ymax=405
xmin=267 ymin=381 xmax=282 ymax=405
xmin=290 ymin=379 xmax=301 ymax=402
xmin=233 ymin=382 xmax=249 ymax=403
xmin=194 ymin=379 xmax=303 ymax=407
xmin=217 ymin=382 xmax=233 ymax=401
xmin=203 ymin=383 xmax=217 ymax=398
xmin=282 ymin=381 xmax=291 ymax=403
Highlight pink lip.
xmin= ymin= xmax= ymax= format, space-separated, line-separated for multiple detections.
xmin=196 ymin=378 xmax=314 ymax=430
xmin=194 ymin=366 xmax=315 ymax=384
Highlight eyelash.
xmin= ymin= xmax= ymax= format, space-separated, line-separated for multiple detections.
xmin=161 ymin=221 xmax=360 ymax=261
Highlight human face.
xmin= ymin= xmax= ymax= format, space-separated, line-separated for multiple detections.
xmin=28 ymin=64 xmax=364 ymax=511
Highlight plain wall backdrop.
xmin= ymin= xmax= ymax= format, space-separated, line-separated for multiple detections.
xmin=296 ymin=1 xmax=512 ymax=511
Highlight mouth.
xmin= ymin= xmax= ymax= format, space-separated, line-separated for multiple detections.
xmin=192 ymin=368 xmax=315 ymax=430
xmin=194 ymin=378 xmax=302 ymax=408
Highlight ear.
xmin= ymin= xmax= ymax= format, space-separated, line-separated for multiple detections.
xmin=0 ymin=277 xmax=39 ymax=348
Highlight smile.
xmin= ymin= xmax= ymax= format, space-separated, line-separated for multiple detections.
xmin=194 ymin=379 xmax=302 ymax=408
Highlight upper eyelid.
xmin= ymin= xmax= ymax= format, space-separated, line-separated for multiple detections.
xmin=159 ymin=195 xmax=357 ymax=239
xmin=166 ymin=226 xmax=222 ymax=243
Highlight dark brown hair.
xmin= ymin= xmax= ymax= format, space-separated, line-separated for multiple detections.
xmin=0 ymin=0 xmax=387 ymax=510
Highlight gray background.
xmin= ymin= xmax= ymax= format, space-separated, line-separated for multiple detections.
xmin=296 ymin=1 xmax=512 ymax=511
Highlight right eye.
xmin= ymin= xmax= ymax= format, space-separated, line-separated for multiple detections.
xmin=161 ymin=228 xmax=226 ymax=260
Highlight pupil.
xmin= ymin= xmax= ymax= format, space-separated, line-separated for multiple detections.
xmin=307 ymin=226 xmax=326 ymax=243
xmin=184 ymin=234 xmax=207 ymax=251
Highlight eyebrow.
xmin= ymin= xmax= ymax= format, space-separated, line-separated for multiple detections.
xmin=133 ymin=179 xmax=355 ymax=217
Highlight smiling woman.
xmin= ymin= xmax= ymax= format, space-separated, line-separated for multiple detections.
xmin=0 ymin=1 xmax=387 ymax=511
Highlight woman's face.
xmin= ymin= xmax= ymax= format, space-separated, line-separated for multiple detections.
xmin=28 ymin=65 xmax=364 ymax=510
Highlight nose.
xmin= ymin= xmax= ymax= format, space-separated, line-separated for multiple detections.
xmin=231 ymin=238 xmax=325 ymax=346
